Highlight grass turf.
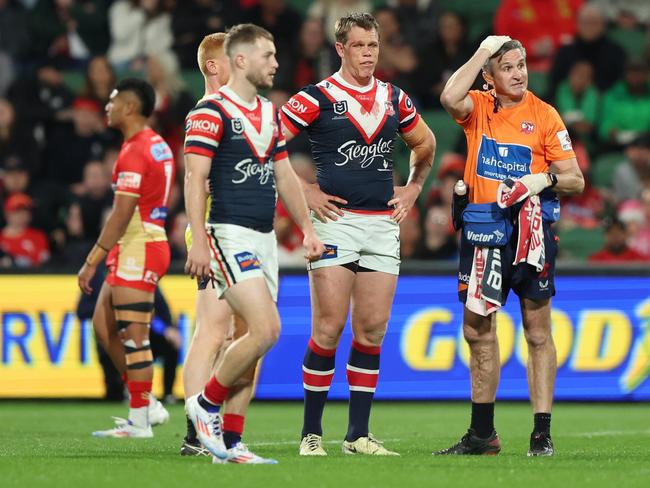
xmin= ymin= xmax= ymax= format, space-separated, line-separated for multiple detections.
xmin=0 ymin=401 xmax=648 ymax=487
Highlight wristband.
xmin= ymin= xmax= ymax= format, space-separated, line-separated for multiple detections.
xmin=547 ymin=173 xmax=558 ymax=188
xmin=85 ymin=243 xmax=108 ymax=266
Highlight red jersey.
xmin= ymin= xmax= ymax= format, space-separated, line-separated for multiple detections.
xmin=112 ymin=127 xmax=176 ymax=244
xmin=457 ymin=90 xmax=575 ymax=212
xmin=0 ymin=228 xmax=50 ymax=266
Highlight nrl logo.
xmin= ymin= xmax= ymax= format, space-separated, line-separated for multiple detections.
xmin=231 ymin=118 xmax=244 ymax=134
xmin=333 ymin=100 xmax=348 ymax=115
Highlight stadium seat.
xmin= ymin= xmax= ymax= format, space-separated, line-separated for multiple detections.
xmin=591 ymin=152 xmax=625 ymax=189
xmin=556 ymin=226 xmax=605 ymax=260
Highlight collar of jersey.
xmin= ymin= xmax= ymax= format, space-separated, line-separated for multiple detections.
xmin=331 ymin=71 xmax=375 ymax=93
xmin=219 ymin=86 xmax=259 ymax=111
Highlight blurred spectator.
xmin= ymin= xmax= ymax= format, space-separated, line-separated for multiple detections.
xmin=168 ymin=210 xmax=187 ymax=262
xmin=549 ymin=3 xmax=626 ymax=97
xmin=612 ymin=134 xmax=650 ymax=203
xmin=425 ymin=152 xmax=465 ymax=210
xmin=28 ymin=0 xmax=109 ymax=68
xmin=372 ymin=7 xmax=418 ymax=92
xmin=0 ymin=192 xmax=50 ymax=267
xmin=0 ymin=0 xmax=30 ymax=94
xmin=43 ymin=96 xmax=108 ymax=185
xmin=107 ymin=0 xmax=174 ymax=73
xmin=558 ymin=173 xmax=604 ymax=230
xmin=589 ymin=218 xmax=647 ymax=262
xmin=399 ymin=206 xmax=421 ymax=260
xmin=73 ymin=159 xmax=112 ymax=239
xmin=0 ymin=97 xmax=39 ymax=172
xmin=243 ymin=0 xmax=303 ymax=53
xmin=599 ymin=58 xmax=650 ymax=148
xmin=418 ymin=204 xmax=458 ymax=260
xmin=146 ymin=53 xmax=195 ymax=157
xmin=590 ymin=0 xmax=650 ymax=24
xmin=618 ymin=196 xmax=650 ymax=258
xmin=494 ymin=0 xmax=583 ymax=72
xmin=6 ymin=60 xmax=75 ymax=134
xmin=309 ymin=0 xmax=372 ymax=45
xmin=555 ymin=61 xmax=599 ymax=145
xmin=172 ymin=0 xmax=242 ymax=69
xmin=275 ymin=17 xmax=335 ymax=92
xmin=275 ymin=153 xmax=315 ymax=266
xmin=79 ymin=55 xmax=115 ymax=107
xmin=388 ymin=0 xmax=442 ymax=50
xmin=417 ymin=11 xmax=476 ymax=108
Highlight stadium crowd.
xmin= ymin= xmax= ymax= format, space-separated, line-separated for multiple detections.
xmin=1 ymin=0 xmax=650 ymax=269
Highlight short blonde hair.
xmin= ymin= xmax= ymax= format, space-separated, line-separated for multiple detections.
xmin=197 ymin=32 xmax=226 ymax=76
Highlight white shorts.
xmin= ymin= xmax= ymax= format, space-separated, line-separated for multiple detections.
xmin=206 ymin=223 xmax=279 ymax=301
xmin=308 ymin=211 xmax=400 ymax=275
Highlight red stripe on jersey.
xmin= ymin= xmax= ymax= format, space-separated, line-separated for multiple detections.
xmin=184 ymin=145 xmax=215 ymax=158
xmin=346 ymin=370 xmax=379 ymax=388
xmin=274 ymin=149 xmax=288 ymax=162
xmin=399 ymin=113 xmax=420 ymax=134
xmin=303 ymin=371 xmax=335 ymax=388
xmin=215 ymin=99 xmax=274 ymax=163
xmin=327 ymin=76 xmax=378 ymax=115
xmin=280 ymin=111 xmax=302 ymax=136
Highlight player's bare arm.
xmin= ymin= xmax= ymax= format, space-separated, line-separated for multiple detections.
xmin=280 ymin=120 xmax=347 ymax=223
xmin=77 ymin=194 xmax=138 ymax=294
xmin=389 ymin=118 xmax=436 ymax=224
xmin=549 ymin=157 xmax=585 ymax=195
xmin=184 ymin=153 xmax=212 ymax=279
xmin=275 ymin=157 xmax=325 ymax=261
xmin=440 ymin=35 xmax=511 ymax=120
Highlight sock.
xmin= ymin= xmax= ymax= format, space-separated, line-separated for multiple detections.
xmin=470 ymin=402 xmax=495 ymax=438
xmin=301 ymin=338 xmax=336 ymax=437
xmin=185 ymin=414 xmax=197 ymax=442
xmin=223 ymin=414 xmax=245 ymax=448
xmin=346 ymin=340 xmax=380 ymax=442
xmin=127 ymin=380 xmax=152 ymax=429
xmin=534 ymin=412 xmax=551 ymax=435
xmin=199 ymin=376 xmax=229 ymax=413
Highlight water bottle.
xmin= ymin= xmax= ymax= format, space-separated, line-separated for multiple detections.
xmin=452 ymin=180 xmax=468 ymax=230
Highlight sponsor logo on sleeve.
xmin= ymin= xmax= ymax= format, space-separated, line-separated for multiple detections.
xmin=150 ymin=207 xmax=168 ymax=220
xmin=557 ymin=129 xmax=573 ymax=151
xmin=150 ymin=142 xmax=173 ymax=162
xmin=404 ymin=96 xmax=413 ymax=110
xmin=117 ymin=171 xmax=142 ymax=190
xmin=186 ymin=117 xmax=220 ymax=135
xmin=287 ymin=97 xmax=308 ymax=114
xmin=234 ymin=252 xmax=261 ymax=272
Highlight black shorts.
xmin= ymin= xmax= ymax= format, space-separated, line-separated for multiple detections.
xmin=458 ymin=222 xmax=558 ymax=305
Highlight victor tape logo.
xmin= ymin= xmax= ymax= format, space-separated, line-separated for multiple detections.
xmin=234 ymin=252 xmax=261 ymax=272
xmin=476 ymin=135 xmax=532 ymax=181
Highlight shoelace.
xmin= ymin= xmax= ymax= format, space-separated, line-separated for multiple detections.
xmin=366 ymin=435 xmax=386 ymax=453
xmin=305 ymin=435 xmax=321 ymax=450
xmin=210 ymin=415 xmax=222 ymax=436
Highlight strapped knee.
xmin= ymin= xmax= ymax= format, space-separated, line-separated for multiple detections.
xmin=114 ymin=302 xmax=154 ymax=330
xmin=124 ymin=339 xmax=153 ymax=370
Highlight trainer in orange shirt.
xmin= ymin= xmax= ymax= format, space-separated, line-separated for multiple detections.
xmin=434 ymin=37 xmax=584 ymax=457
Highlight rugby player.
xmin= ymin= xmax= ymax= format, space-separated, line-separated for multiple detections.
xmin=78 ymin=78 xmax=176 ymax=438
xmin=281 ymin=13 xmax=435 ymax=456
xmin=183 ymin=24 xmax=324 ymax=463
xmin=180 ymin=32 xmax=266 ymax=463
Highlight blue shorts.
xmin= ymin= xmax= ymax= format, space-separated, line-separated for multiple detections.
xmin=458 ymin=222 xmax=558 ymax=305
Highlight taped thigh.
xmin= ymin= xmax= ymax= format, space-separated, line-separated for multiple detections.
xmin=114 ymin=302 xmax=154 ymax=330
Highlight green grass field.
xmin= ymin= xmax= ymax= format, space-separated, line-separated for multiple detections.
xmin=1 ymin=401 xmax=648 ymax=487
